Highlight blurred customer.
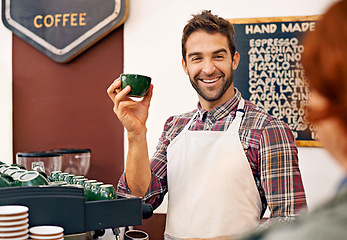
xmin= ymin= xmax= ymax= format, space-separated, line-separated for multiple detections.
xmin=234 ymin=0 xmax=347 ymax=239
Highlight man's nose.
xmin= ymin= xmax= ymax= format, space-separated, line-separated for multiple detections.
xmin=201 ymin=59 xmax=215 ymax=75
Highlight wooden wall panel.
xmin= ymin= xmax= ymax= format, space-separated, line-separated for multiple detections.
xmin=12 ymin=27 xmax=125 ymax=186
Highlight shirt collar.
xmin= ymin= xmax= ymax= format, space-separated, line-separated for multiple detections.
xmin=196 ymin=88 xmax=242 ymax=121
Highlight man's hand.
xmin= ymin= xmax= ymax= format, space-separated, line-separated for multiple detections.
xmin=107 ymin=78 xmax=153 ymax=137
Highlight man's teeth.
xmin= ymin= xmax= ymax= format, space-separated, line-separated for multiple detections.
xmin=202 ymin=77 xmax=219 ymax=83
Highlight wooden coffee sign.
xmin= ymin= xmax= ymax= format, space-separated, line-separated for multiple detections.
xmin=1 ymin=0 xmax=129 ymax=63
xmin=229 ymin=16 xmax=321 ymax=146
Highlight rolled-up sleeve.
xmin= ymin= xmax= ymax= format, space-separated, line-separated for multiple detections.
xmin=117 ymin=167 xmax=167 ymax=209
xmin=259 ymin=118 xmax=307 ymax=221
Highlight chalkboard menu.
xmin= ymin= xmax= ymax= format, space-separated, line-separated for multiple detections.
xmin=229 ymin=16 xmax=321 ymax=147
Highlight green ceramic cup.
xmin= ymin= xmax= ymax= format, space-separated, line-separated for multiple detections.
xmin=84 ymin=179 xmax=97 ymax=189
xmin=9 ymin=170 xmax=27 ymax=180
xmin=0 ymin=175 xmax=11 ymax=188
xmin=0 ymin=165 xmax=9 ymax=173
xmin=120 ymin=74 xmax=152 ymax=97
xmin=14 ymin=170 xmax=49 ymax=187
xmin=57 ymin=172 xmax=69 ymax=181
xmin=3 ymin=166 xmax=20 ymax=176
xmin=96 ymin=184 xmax=117 ymax=200
xmin=83 ymin=179 xmax=97 ymax=191
xmin=0 ymin=173 xmax=15 ymax=184
xmin=49 ymin=170 xmax=62 ymax=181
xmin=86 ymin=182 xmax=103 ymax=201
xmin=76 ymin=178 xmax=87 ymax=186
xmin=83 ymin=179 xmax=97 ymax=200
xmin=38 ymin=171 xmax=49 ymax=182
xmin=63 ymin=174 xmax=75 ymax=184
xmin=72 ymin=175 xmax=85 ymax=184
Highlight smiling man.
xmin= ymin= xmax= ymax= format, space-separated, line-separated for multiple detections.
xmin=107 ymin=10 xmax=306 ymax=240
xmin=183 ymin=29 xmax=239 ymax=110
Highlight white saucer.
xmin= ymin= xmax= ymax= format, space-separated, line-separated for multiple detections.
xmin=29 ymin=225 xmax=64 ymax=236
xmin=30 ymin=233 xmax=64 ymax=239
xmin=0 ymin=223 xmax=28 ymax=232
xmin=0 ymin=206 xmax=28 ymax=216
xmin=0 ymin=218 xmax=28 ymax=226
xmin=0 ymin=213 xmax=28 ymax=221
xmin=0 ymin=228 xmax=28 ymax=237
xmin=0 ymin=233 xmax=28 ymax=240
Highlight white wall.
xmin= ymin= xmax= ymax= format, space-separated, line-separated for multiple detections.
xmin=0 ymin=3 xmax=13 ymax=165
xmin=123 ymin=0 xmax=345 ymax=214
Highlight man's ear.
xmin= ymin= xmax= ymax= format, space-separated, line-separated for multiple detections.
xmin=232 ymin=52 xmax=240 ymax=70
xmin=182 ymin=58 xmax=189 ymax=75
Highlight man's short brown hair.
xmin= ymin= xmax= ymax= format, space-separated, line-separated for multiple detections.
xmin=181 ymin=10 xmax=236 ymax=62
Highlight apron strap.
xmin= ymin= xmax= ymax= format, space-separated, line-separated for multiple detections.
xmin=228 ymin=98 xmax=245 ymax=133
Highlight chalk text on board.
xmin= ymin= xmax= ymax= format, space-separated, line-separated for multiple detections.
xmin=33 ymin=13 xmax=87 ymax=28
xmin=245 ymin=22 xmax=315 ymax=34
xmin=281 ymin=22 xmax=315 ymax=32
xmin=245 ymin=24 xmax=277 ymax=34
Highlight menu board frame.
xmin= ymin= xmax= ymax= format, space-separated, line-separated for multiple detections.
xmin=228 ymin=15 xmax=322 ymax=147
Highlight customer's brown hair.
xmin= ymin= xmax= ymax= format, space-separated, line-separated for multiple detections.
xmin=302 ymin=0 xmax=347 ymax=128
xmin=181 ymin=10 xmax=236 ymax=62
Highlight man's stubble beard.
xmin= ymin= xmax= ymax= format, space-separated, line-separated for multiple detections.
xmin=188 ymin=68 xmax=234 ymax=102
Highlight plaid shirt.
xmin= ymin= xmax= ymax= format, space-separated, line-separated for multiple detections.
xmin=118 ymin=88 xmax=307 ymax=223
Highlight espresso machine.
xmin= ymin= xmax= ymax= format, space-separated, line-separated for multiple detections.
xmin=0 ymin=186 xmax=153 ymax=239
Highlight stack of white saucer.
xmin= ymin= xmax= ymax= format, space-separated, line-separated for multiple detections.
xmin=29 ymin=226 xmax=64 ymax=240
xmin=0 ymin=205 xmax=29 ymax=240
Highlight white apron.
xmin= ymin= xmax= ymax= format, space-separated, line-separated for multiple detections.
xmin=165 ymin=99 xmax=261 ymax=239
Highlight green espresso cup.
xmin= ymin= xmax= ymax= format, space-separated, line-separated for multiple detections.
xmin=72 ymin=175 xmax=85 ymax=184
xmin=63 ymin=174 xmax=75 ymax=184
xmin=86 ymin=182 xmax=103 ymax=201
xmin=49 ymin=170 xmax=62 ymax=182
xmin=96 ymin=184 xmax=117 ymax=200
xmin=120 ymin=74 xmax=151 ymax=97
xmin=0 ymin=175 xmax=11 ymax=188
xmin=9 ymin=170 xmax=27 ymax=180
xmin=14 ymin=170 xmax=49 ymax=187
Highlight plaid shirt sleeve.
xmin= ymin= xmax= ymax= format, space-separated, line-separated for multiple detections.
xmin=117 ymin=115 xmax=189 ymax=209
xmin=259 ymin=116 xmax=307 ymax=223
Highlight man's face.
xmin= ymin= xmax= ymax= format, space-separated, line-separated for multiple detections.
xmin=182 ymin=30 xmax=240 ymax=110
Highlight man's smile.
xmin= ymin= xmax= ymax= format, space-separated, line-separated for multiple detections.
xmin=199 ymin=77 xmax=221 ymax=84
xmin=196 ymin=75 xmax=223 ymax=85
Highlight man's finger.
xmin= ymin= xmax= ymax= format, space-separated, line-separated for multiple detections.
xmin=106 ymin=79 xmax=121 ymax=100
xmin=141 ymin=84 xmax=154 ymax=108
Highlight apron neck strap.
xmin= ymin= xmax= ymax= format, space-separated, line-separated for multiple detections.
xmin=236 ymin=98 xmax=245 ymax=118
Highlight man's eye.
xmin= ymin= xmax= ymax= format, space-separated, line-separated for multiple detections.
xmin=214 ymin=55 xmax=224 ymax=59
xmin=191 ymin=57 xmax=201 ymax=62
